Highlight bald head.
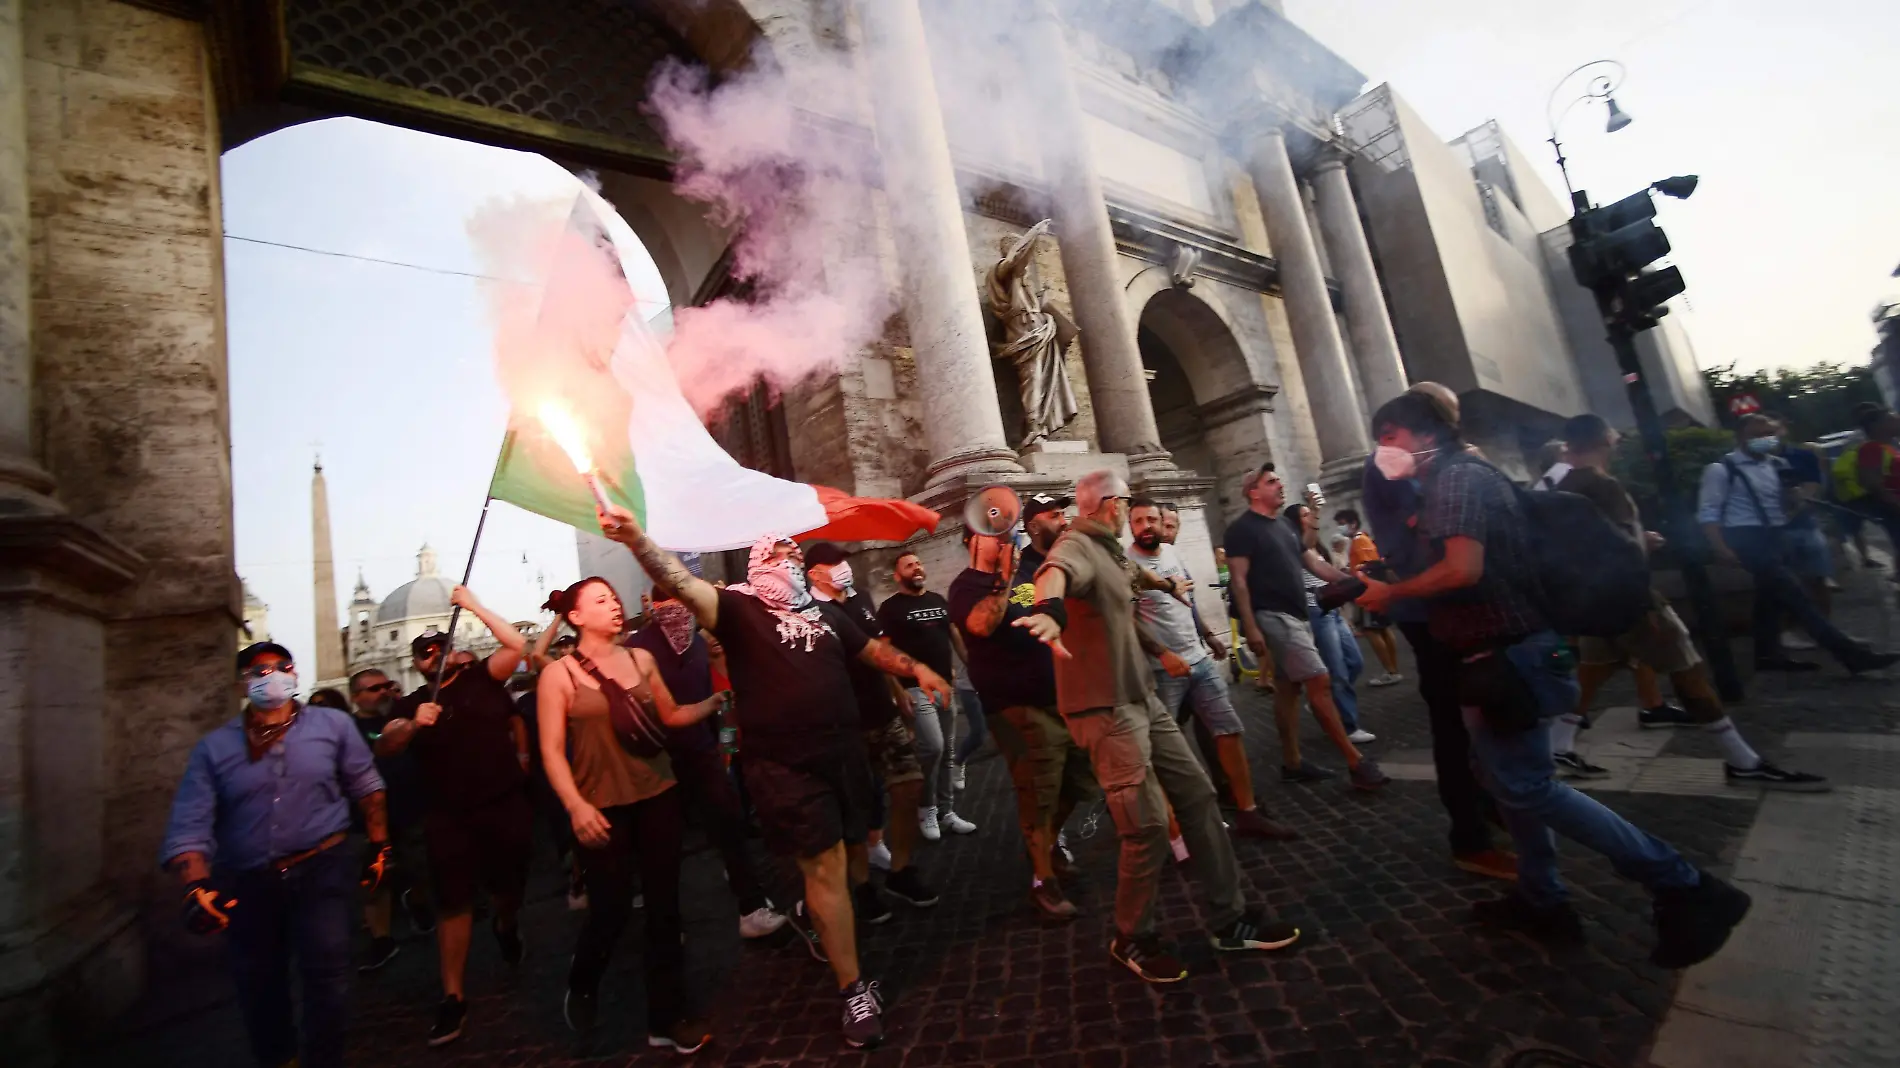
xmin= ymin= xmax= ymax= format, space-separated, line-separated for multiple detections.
xmin=1407 ymin=381 xmax=1460 ymax=428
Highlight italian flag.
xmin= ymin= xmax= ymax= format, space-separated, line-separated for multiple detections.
xmin=485 ymin=185 xmax=939 ymax=552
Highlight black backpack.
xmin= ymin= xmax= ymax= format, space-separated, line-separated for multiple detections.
xmin=1447 ymin=455 xmax=1653 ymax=637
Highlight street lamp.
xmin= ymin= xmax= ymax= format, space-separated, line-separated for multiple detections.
xmin=1547 ymin=59 xmax=1631 ymax=208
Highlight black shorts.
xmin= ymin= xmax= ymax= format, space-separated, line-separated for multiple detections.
xmin=741 ymin=744 xmax=875 ymax=859
xmin=424 ymin=789 xmax=532 ymax=913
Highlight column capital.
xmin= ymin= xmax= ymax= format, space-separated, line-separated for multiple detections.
xmin=1309 ymin=141 xmax=1353 ymax=177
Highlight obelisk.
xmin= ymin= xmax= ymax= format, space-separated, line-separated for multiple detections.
xmin=311 ymin=459 xmax=346 ymax=683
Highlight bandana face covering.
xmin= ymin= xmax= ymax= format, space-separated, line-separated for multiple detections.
xmin=730 ymin=535 xmax=831 ymax=651
xmin=651 ymin=600 xmax=698 ymax=655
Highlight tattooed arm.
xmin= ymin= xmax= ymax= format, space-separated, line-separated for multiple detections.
xmin=860 ymin=638 xmax=952 ymax=707
xmin=961 ymin=584 xmax=1012 ymax=638
xmin=596 ymin=504 xmax=718 ymax=629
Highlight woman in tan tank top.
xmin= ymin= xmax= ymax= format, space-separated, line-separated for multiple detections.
xmin=536 ymin=577 xmax=728 ymax=1053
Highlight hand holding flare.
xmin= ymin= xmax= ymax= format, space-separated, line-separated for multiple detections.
xmin=538 ymin=400 xmax=614 ymax=514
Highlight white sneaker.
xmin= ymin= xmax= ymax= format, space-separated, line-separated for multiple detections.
xmin=1783 ymin=631 xmax=1818 ymax=651
xmin=1348 ymin=729 xmax=1377 ymax=744
xmin=1169 ymin=835 xmax=1189 ymax=863
xmin=739 ymin=905 xmax=788 ymax=939
xmin=1367 ymin=673 xmax=1404 ymax=687
xmin=868 ymin=840 xmax=893 ymax=871
xmin=951 ymin=764 xmax=966 ymax=791
xmin=941 ymin=810 xmax=977 ymax=835
xmin=920 ymin=806 xmax=942 ymax=841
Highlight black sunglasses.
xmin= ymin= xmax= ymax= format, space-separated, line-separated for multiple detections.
xmin=355 ymin=681 xmax=398 ymax=694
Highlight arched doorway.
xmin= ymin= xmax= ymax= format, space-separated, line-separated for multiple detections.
xmin=1137 ymin=287 xmax=1277 ymax=537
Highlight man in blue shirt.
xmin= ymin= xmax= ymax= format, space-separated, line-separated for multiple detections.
xmin=1359 ymin=383 xmax=1513 ymax=882
xmin=161 ymin=642 xmax=389 ymax=1068
xmin=1698 ymin=414 xmax=1897 ymax=675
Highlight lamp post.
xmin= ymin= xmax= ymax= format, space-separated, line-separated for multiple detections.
xmin=1549 ymin=64 xmax=1744 ymax=700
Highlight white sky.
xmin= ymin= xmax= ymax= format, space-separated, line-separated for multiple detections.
xmin=227 ymin=0 xmax=1897 ymax=669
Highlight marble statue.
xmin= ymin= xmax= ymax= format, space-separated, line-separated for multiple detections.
xmin=985 ymin=219 xmax=1080 ymax=447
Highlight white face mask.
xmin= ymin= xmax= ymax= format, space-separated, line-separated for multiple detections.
xmin=1744 ymin=435 xmax=1780 ymax=456
xmin=1373 ymin=444 xmax=1436 ymax=481
xmin=828 ymin=562 xmax=855 ymax=595
xmin=247 ymin=671 xmax=298 ymax=710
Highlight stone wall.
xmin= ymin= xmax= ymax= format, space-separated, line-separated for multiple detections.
xmin=23 ymin=0 xmax=235 ymax=896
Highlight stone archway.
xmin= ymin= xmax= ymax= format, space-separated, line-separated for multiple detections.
xmin=1137 ymin=287 xmax=1278 ymax=536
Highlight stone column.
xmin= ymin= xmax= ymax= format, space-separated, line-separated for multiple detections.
xmin=858 ymin=0 xmax=1020 ymax=487
xmin=1310 ymin=147 xmax=1407 ymax=411
xmin=0 ymin=0 xmax=50 ymax=505
xmin=1022 ymin=2 xmax=1169 ymax=472
xmin=1245 ymin=128 xmax=1370 ymax=465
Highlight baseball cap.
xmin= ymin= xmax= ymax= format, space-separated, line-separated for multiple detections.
xmin=236 ymin=641 xmax=294 ymax=674
xmin=802 ymin=540 xmax=849 ymax=568
xmin=1024 ymin=491 xmax=1072 ymax=519
xmin=410 ymin=631 xmax=451 ymax=657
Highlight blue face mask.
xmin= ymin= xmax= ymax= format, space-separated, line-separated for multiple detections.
xmin=1744 ymin=435 xmax=1780 ymax=456
xmin=246 ymin=671 xmax=298 ymax=710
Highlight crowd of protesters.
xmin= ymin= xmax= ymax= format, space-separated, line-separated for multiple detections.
xmin=163 ymin=387 xmax=1900 ymax=1063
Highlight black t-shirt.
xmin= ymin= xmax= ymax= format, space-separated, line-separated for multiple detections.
xmin=350 ymin=711 xmax=426 ymax=831
xmin=815 ymin=591 xmax=901 ymax=729
xmin=625 ymin=626 xmax=717 ymax=754
xmin=712 ymin=588 xmax=868 ymax=766
xmin=877 ymin=591 xmax=955 ymax=684
xmin=394 ymin=655 xmax=526 ymax=814
xmin=1223 ymin=510 xmax=1309 ymax=619
xmin=947 ymin=548 xmax=1058 ymax=709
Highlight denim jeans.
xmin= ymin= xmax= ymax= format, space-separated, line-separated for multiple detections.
xmin=1306 ymin=605 xmax=1364 ymax=733
xmin=910 ymin=687 xmax=960 ymax=811
xmin=1460 ymin=630 xmax=1699 ymax=908
xmin=1724 ymin=525 xmax=1863 ymax=664
xmin=224 ymin=844 xmax=355 ymax=1068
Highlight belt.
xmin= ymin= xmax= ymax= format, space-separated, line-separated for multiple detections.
xmin=268 ymin=831 xmax=346 ymax=875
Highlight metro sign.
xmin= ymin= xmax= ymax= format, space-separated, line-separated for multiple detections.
xmin=1728 ymin=392 xmax=1762 ymax=416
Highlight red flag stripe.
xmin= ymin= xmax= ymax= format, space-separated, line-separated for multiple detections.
xmin=797 ymin=484 xmax=940 ymax=543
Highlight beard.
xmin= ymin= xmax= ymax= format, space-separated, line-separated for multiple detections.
xmin=1133 ymin=531 xmax=1161 ymax=550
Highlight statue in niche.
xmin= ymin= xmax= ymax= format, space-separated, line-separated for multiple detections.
xmin=985 ymin=219 xmax=1079 ymax=448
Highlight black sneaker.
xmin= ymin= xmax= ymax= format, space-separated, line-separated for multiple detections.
xmin=1209 ymin=908 xmax=1301 ymax=952
xmin=840 ymin=978 xmax=885 ymax=1049
xmin=1108 ymin=933 xmax=1188 ymax=984
xmin=1724 ymin=761 xmax=1831 ymax=793
xmin=1029 ymin=879 xmax=1078 ymax=922
xmin=788 ymin=900 xmax=828 ymax=963
xmin=1472 ymin=893 xmax=1585 ymax=947
xmin=884 ymin=866 xmax=940 ymax=908
xmin=494 ymin=920 xmax=523 ymax=966
xmin=854 ymin=882 xmax=892 ymax=926
xmin=1348 ymin=759 xmax=1390 ymax=791
xmin=1651 ymin=871 xmax=1752 ymax=969
xmin=1280 ymin=761 xmax=1335 ymax=784
xmin=648 ymin=1016 xmax=713 ymax=1055
xmin=563 ymin=985 xmax=598 ymax=1032
xmin=1553 ymin=750 xmax=1612 ymax=779
xmin=359 ymin=935 xmax=398 ymax=973
xmin=1754 ymin=655 xmax=1821 ymax=673
xmin=1844 ymin=649 xmax=1900 ymax=675
xmin=402 ymin=887 xmax=436 ymax=933
xmin=427 ymin=995 xmax=467 ymax=1047
xmin=1639 ymin=703 xmax=1696 ymax=728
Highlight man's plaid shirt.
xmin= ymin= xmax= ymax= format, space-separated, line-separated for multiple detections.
xmin=1419 ymin=455 xmax=1548 ymax=650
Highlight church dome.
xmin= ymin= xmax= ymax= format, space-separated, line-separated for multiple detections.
xmin=376 ymin=544 xmax=453 ymax=623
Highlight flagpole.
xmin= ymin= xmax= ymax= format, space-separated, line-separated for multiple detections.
xmin=430 ymin=430 xmax=518 ymax=702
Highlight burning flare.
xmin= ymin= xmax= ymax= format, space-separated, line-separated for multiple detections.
xmin=537 ymin=400 xmax=613 ymax=513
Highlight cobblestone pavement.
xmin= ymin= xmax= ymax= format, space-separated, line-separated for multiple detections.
xmin=70 ymin=571 xmax=1900 ymax=1068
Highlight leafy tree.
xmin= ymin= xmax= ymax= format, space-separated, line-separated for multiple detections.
xmin=1702 ymin=362 xmax=1883 ymax=442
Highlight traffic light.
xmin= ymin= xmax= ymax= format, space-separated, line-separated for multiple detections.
xmin=1567 ymin=179 xmax=1695 ymax=332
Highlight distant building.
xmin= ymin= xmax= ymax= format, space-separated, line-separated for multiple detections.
xmin=343 ymin=545 xmax=540 ymax=694
xmin=1874 ymin=301 xmax=1900 ymax=409
xmin=1340 ymin=87 xmax=1713 ymax=476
